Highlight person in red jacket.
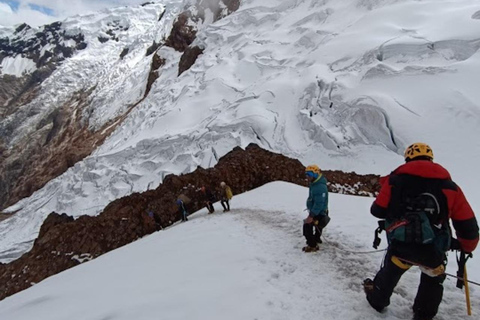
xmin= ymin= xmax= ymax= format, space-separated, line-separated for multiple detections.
xmin=364 ymin=142 xmax=478 ymax=320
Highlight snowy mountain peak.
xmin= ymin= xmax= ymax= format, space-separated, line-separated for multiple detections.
xmin=0 ymin=2 xmax=166 ymax=77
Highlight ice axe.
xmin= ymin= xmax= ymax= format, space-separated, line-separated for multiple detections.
xmin=456 ymin=251 xmax=473 ymax=316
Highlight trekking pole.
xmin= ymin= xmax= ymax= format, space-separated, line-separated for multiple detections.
xmin=464 ymin=264 xmax=472 ymax=316
xmin=456 ymin=251 xmax=473 ymax=316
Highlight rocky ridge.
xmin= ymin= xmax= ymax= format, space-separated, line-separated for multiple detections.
xmin=0 ymin=144 xmax=380 ymax=301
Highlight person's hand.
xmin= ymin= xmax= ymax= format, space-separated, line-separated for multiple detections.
xmin=450 ymin=238 xmax=462 ymax=251
xmin=304 ymin=216 xmax=313 ymax=224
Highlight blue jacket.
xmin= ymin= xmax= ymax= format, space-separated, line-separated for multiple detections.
xmin=306 ymin=174 xmax=328 ymax=217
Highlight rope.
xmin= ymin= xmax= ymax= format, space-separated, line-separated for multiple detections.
xmin=322 ymin=237 xmax=386 ymax=254
xmin=445 ymin=272 xmax=480 ymax=287
xmin=318 ymin=229 xmax=386 ymax=255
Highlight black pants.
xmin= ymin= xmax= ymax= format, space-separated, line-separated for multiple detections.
xmin=178 ymin=204 xmax=188 ymax=221
xmin=206 ymin=201 xmax=215 ymax=213
xmin=221 ymin=198 xmax=230 ymax=211
xmin=303 ymin=215 xmax=329 ymax=247
xmin=367 ymin=250 xmax=446 ymax=319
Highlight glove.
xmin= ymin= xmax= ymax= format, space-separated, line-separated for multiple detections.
xmin=450 ymin=238 xmax=462 ymax=251
xmin=304 ymin=216 xmax=313 ymax=224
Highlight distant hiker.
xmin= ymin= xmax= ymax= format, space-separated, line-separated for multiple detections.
xmin=201 ymin=186 xmax=215 ymax=213
xmin=363 ymin=143 xmax=479 ymax=320
xmin=147 ymin=210 xmax=162 ymax=230
xmin=302 ymin=164 xmax=329 ymax=253
xmin=219 ymin=181 xmax=233 ymax=212
xmin=176 ymin=194 xmax=191 ymax=222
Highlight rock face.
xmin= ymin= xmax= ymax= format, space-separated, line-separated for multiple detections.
xmin=0 ymin=144 xmax=379 ymax=300
xmin=0 ymin=89 xmax=120 ymax=210
xmin=165 ymin=0 xmax=240 ymax=74
xmin=178 ymin=45 xmax=204 ymax=75
xmin=0 ymin=0 xmax=241 ymax=211
xmin=0 ymin=21 xmax=107 ymax=210
xmin=0 ymin=22 xmax=86 ymax=116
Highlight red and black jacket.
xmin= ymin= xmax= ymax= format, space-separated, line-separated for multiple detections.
xmin=371 ymin=160 xmax=479 ymax=253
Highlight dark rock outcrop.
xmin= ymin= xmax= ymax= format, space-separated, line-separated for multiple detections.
xmin=165 ymin=12 xmax=198 ymax=52
xmin=36 ymin=213 xmax=74 ymax=242
xmin=178 ymin=46 xmax=204 ymax=75
xmin=165 ymin=0 xmax=241 ymax=75
xmin=145 ymin=52 xmax=166 ymax=96
xmin=0 ymin=144 xmax=380 ymax=300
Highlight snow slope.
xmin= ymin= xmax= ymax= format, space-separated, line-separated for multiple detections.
xmin=2 ymin=0 xmax=480 ymax=262
xmin=0 ymin=182 xmax=478 ymax=319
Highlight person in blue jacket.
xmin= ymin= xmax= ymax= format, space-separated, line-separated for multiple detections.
xmin=303 ymin=164 xmax=330 ymax=252
xmin=176 ymin=199 xmax=188 ymax=222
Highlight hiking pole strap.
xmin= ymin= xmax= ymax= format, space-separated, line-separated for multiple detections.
xmin=373 ymin=220 xmax=385 ymax=249
xmin=457 ymin=251 xmax=466 ymax=289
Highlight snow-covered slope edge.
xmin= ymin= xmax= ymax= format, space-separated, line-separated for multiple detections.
xmin=0 ymin=182 xmax=478 ymax=320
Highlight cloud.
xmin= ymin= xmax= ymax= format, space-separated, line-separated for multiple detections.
xmin=0 ymin=0 xmax=150 ymax=27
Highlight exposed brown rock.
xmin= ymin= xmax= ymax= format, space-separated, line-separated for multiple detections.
xmin=178 ymin=46 xmax=204 ymax=75
xmin=166 ymin=0 xmax=241 ymax=74
xmin=222 ymin=0 xmax=241 ymax=13
xmin=0 ymin=75 xmax=28 ymax=117
xmin=36 ymin=213 xmax=74 ymax=242
xmin=165 ymin=12 xmax=198 ymax=52
xmin=0 ymin=144 xmax=380 ymax=300
xmin=145 ymin=52 xmax=166 ymax=96
xmin=0 ymin=87 xmax=126 ymax=210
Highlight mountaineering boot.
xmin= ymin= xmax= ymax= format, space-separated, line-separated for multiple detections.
xmin=363 ymin=278 xmax=374 ymax=295
xmin=363 ymin=278 xmax=385 ymax=313
xmin=302 ymin=245 xmax=319 ymax=252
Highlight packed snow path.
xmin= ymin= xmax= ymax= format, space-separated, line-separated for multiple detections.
xmin=0 ymin=182 xmax=478 ymax=319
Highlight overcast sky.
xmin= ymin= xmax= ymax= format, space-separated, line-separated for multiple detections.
xmin=0 ymin=0 xmax=151 ymax=27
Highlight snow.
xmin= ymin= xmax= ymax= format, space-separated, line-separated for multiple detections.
xmin=0 ymin=55 xmax=37 ymax=76
xmin=1 ymin=0 xmax=480 ymax=269
xmin=0 ymin=25 xmax=14 ymax=38
xmin=0 ymin=182 xmax=478 ymax=319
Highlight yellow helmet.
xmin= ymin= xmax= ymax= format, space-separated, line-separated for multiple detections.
xmin=404 ymin=143 xmax=434 ymax=161
xmin=305 ymin=164 xmax=321 ymax=178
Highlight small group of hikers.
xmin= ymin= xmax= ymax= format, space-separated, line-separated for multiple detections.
xmin=302 ymin=142 xmax=479 ymax=320
xmin=176 ymin=181 xmax=233 ymax=222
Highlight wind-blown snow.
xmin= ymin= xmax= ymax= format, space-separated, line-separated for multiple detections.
xmin=0 ymin=182 xmax=478 ymax=319
xmin=2 ymin=0 xmax=480 ymax=262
